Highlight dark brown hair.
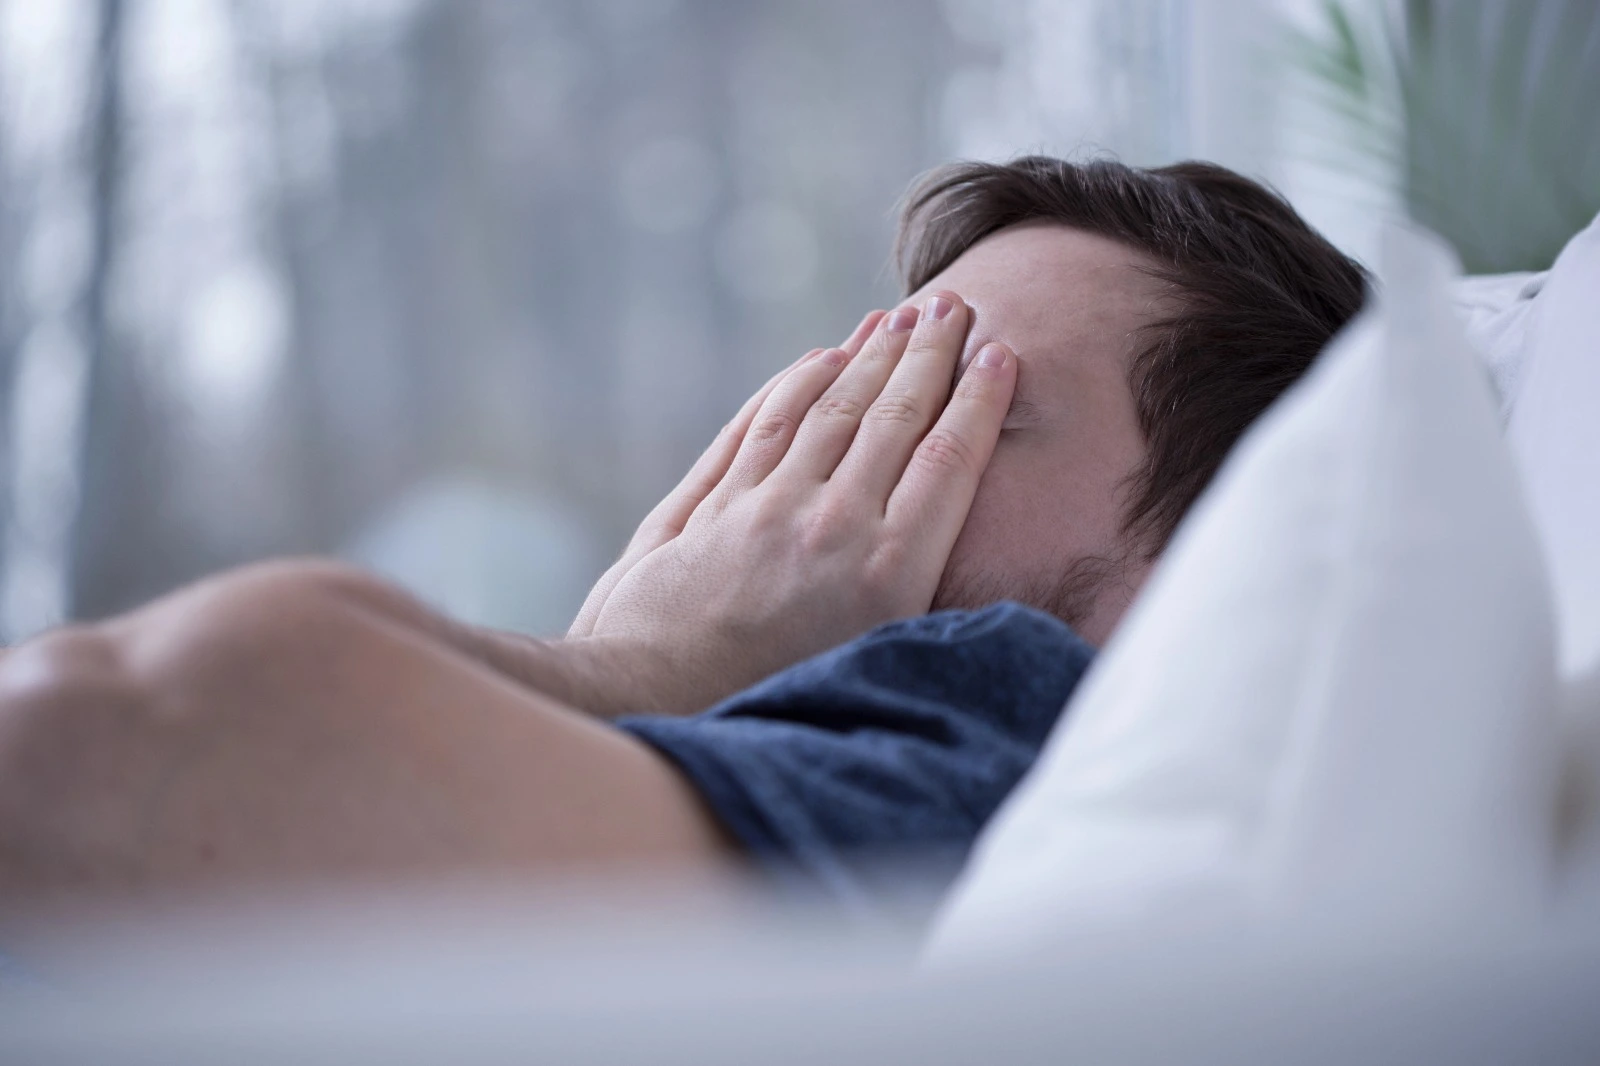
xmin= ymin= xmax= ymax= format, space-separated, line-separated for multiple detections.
xmin=896 ymin=156 xmax=1368 ymax=558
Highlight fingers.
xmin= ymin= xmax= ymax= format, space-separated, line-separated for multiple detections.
xmin=568 ymin=348 xmax=822 ymax=637
xmin=840 ymin=309 xmax=888 ymax=359
xmin=653 ymin=350 xmax=819 ymax=521
xmin=717 ymin=347 xmax=853 ymax=492
xmin=884 ymin=341 xmax=1016 ymax=552
xmin=779 ymin=305 xmax=921 ymax=481
xmin=571 ymin=309 xmax=886 ymax=637
xmin=831 ymin=291 xmax=969 ymax=502
xmin=650 ymin=308 xmax=885 ymax=527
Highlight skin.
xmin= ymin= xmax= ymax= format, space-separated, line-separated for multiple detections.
xmin=911 ymin=224 xmax=1163 ymax=646
xmin=0 ymin=222 xmax=1161 ymax=920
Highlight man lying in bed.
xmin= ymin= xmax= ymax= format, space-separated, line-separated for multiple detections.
xmin=0 ymin=157 xmax=1365 ymax=915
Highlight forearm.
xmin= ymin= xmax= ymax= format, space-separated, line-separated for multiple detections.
xmin=454 ymin=627 xmax=689 ymax=719
xmin=307 ymin=562 xmax=687 ymax=717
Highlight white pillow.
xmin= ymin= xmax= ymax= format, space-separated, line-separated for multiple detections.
xmin=1506 ymin=211 xmax=1600 ymax=682
xmin=925 ymin=223 xmax=1559 ymax=964
xmin=1502 ymin=212 xmax=1600 ymax=915
xmin=1453 ymin=269 xmax=1545 ymax=420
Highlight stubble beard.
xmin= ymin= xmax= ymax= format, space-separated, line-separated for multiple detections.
xmin=930 ymin=552 xmax=1124 ymax=638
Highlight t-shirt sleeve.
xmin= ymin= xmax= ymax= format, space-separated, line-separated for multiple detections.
xmin=614 ymin=602 xmax=1094 ymax=914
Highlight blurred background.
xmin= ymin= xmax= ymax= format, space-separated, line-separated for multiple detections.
xmin=0 ymin=0 xmax=1596 ymax=640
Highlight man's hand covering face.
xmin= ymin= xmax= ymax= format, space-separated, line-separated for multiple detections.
xmin=568 ymin=292 xmax=1017 ymax=714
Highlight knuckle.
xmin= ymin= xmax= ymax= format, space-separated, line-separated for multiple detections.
xmin=857 ymin=551 xmax=914 ymax=611
xmin=864 ymin=344 xmax=915 ymax=372
xmin=746 ymin=408 xmax=801 ymax=444
xmin=809 ymin=393 xmax=867 ymax=425
xmin=901 ymin=331 xmax=960 ymax=372
xmin=750 ymin=491 xmax=794 ymax=528
xmin=867 ymin=392 xmax=924 ymax=428
xmin=913 ymin=429 xmax=978 ymax=475
xmin=798 ymin=498 xmax=859 ymax=552
xmin=860 ymin=336 xmax=907 ymax=366
xmin=862 ymin=545 xmax=902 ymax=589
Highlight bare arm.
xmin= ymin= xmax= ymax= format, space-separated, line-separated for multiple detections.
xmin=0 ymin=293 xmax=1013 ymax=909
xmin=288 ymin=561 xmax=664 ymax=717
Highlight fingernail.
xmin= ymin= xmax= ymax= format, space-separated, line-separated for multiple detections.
xmin=976 ymin=343 xmax=1009 ymax=369
xmin=925 ymin=295 xmax=952 ymax=321
xmin=819 ymin=347 xmax=849 ymax=367
xmin=885 ymin=307 xmax=919 ymax=333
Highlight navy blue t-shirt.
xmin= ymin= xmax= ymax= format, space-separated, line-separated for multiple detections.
xmin=615 ymin=601 xmax=1094 ymax=914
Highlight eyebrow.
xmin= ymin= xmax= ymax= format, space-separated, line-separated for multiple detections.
xmin=1002 ymin=394 xmax=1045 ymax=426
xmin=954 ymin=355 xmax=1044 ymax=425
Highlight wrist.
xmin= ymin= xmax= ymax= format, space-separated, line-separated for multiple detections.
xmin=512 ymin=635 xmax=702 ymax=718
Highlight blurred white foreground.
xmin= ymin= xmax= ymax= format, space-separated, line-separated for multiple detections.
xmin=2 ymin=874 xmax=1598 ymax=1066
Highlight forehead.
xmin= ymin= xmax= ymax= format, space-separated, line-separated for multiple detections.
xmin=905 ymin=222 xmax=1164 ymax=383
